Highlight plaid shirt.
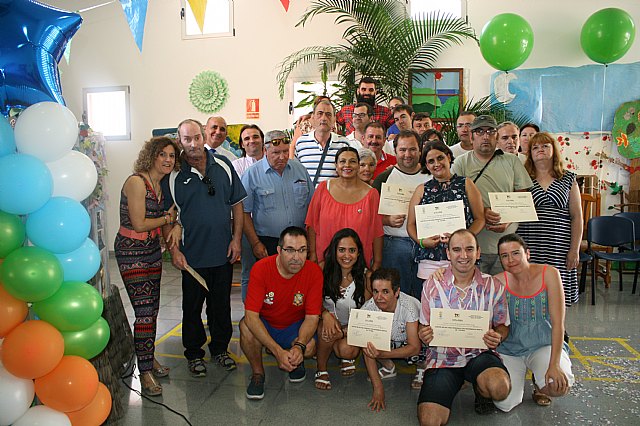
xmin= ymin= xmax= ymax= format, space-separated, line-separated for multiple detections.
xmin=336 ymin=103 xmax=394 ymax=135
xmin=420 ymin=266 xmax=509 ymax=369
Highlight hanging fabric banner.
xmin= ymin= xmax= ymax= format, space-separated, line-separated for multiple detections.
xmin=188 ymin=0 xmax=208 ymax=33
xmin=119 ymin=0 xmax=148 ymax=52
xmin=280 ymin=0 xmax=290 ymax=12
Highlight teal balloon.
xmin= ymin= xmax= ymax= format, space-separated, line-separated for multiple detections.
xmin=26 ymin=196 xmax=90 ymax=254
xmin=0 ymin=211 xmax=25 ymax=258
xmin=32 ymin=281 xmax=103 ymax=331
xmin=581 ymin=8 xmax=636 ymax=64
xmin=0 ymin=246 xmax=63 ymax=302
xmin=480 ymin=13 xmax=534 ymax=71
xmin=61 ymin=317 xmax=110 ymax=359
xmin=0 ymin=117 xmax=16 ymax=158
xmin=54 ymin=238 xmax=101 ymax=282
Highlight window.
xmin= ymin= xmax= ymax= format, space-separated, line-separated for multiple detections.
xmin=181 ymin=0 xmax=234 ymax=39
xmin=83 ymin=86 xmax=131 ymax=141
xmin=292 ymin=80 xmax=341 ymax=123
xmin=410 ymin=0 xmax=463 ymax=19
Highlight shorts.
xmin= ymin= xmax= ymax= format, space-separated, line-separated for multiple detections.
xmin=418 ymin=351 xmax=509 ymax=409
xmin=261 ymin=318 xmax=304 ymax=349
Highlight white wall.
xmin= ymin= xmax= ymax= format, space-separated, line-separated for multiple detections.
xmin=48 ymin=0 xmax=640 ymax=248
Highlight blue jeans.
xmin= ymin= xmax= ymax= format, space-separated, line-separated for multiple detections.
xmin=382 ymin=235 xmax=423 ymax=299
xmin=241 ymin=234 xmax=256 ymax=303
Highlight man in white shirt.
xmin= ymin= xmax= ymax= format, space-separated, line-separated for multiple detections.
xmin=205 ymin=116 xmax=238 ymax=162
xmin=449 ymin=111 xmax=476 ymax=159
xmin=232 ymin=125 xmax=265 ymax=177
xmin=345 ymin=102 xmax=371 ymax=149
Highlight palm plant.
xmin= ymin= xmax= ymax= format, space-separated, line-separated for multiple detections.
xmin=277 ymin=0 xmax=477 ymax=107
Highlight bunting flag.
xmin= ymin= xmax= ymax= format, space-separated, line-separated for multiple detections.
xmin=188 ymin=0 xmax=208 ymax=33
xmin=119 ymin=0 xmax=148 ymax=52
xmin=280 ymin=0 xmax=290 ymax=12
xmin=63 ymin=39 xmax=72 ymax=64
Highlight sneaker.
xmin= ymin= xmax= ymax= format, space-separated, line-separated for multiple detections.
xmin=473 ymin=384 xmax=496 ymax=415
xmin=214 ymin=352 xmax=237 ymax=371
xmin=188 ymin=358 xmax=207 ymax=377
xmin=288 ymin=362 xmax=306 ymax=383
xmin=246 ymin=374 xmax=265 ymax=400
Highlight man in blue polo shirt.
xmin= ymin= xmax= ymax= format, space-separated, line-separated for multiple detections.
xmin=240 ymin=130 xmax=314 ymax=302
xmin=163 ymin=118 xmax=247 ymax=377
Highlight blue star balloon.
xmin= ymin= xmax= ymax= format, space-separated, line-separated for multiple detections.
xmin=0 ymin=0 xmax=82 ymax=115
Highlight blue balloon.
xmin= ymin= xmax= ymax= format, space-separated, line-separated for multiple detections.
xmin=55 ymin=238 xmax=101 ymax=282
xmin=0 ymin=117 xmax=16 ymax=157
xmin=26 ymin=196 xmax=90 ymax=253
xmin=0 ymin=153 xmax=52 ymax=214
xmin=0 ymin=0 xmax=82 ymax=115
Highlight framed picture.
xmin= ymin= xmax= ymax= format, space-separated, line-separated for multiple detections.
xmin=408 ymin=68 xmax=463 ymax=120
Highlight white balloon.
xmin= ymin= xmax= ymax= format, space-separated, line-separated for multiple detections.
xmin=0 ymin=367 xmax=35 ymax=426
xmin=46 ymin=151 xmax=98 ymax=201
xmin=13 ymin=406 xmax=71 ymax=426
xmin=14 ymin=102 xmax=78 ymax=162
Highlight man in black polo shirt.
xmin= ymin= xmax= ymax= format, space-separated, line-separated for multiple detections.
xmin=163 ymin=118 xmax=247 ymax=377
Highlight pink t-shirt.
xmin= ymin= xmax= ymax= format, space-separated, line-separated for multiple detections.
xmin=305 ymin=180 xmax=384 ymax=265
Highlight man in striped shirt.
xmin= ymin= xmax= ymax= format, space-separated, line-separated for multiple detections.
xmin=294 ymin=100 xmax=350 ymax=186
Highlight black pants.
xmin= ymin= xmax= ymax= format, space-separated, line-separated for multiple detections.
xmin=181 ymin=262 xmax=233 ymax=360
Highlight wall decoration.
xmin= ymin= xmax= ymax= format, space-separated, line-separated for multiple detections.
xmin=119 ymin=0 xmax=148 ymax=52
xmin=189 ymin=70 xmax=229 ymax=114
xmin=490 ymin=62 xmax=640 ymax=133
xmin=408 ymin=69 xmax=463 ymax=121
xmin=613 ymin=100 xmax=640 ymax=159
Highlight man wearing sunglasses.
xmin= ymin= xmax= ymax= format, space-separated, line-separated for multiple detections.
xmin=240 ymin=130 xmax=315 ymax=302
xmin=240 ymin=226 xmax=323 ymax=400
xmin=451 ymin=115 xmax=532 ymax=275
xmin=162 ymin=118 xmax=247 ymax=378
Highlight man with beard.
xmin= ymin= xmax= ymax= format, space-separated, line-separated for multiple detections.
xmin=240 ymin=130 xmax=315 ymax=301
xmin=373 ymin=130 xmax=430 ymax=299
xmin=346 ymin=102 xmax=372 ymax=148
xmin=295 ymin=100 xmax=350 ymax=186
xmin=336 ymin=77 xmax=394 ymax=135
xmin=204 ymin=116 xmax=238 ymax=162
xmin=162 ymin=119 xmax=246 ymax=377
xmin=232 ymin=124 xmax=265 ymax=177
xmin=240 ymin=226 xmax=323 ymax=400
xmin=364 ymin=122 xmax=396 ymax=179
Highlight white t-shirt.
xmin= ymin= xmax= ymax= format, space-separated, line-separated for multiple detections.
xmin=362 ymin=291 xmax=420 ymax=346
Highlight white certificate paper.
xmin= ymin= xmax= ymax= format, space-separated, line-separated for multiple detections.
xmin=429 ymin=308 xmax=490 ymax=349
xmin=415 ymin=200 xmax=466 ymax=240
xmin=378 ymin=183 xmax=416 ymax=215
xmin=347 ymin=308 xmax=394 ymax=352
xmin=488 ymin=192 xmax=539 ymax=223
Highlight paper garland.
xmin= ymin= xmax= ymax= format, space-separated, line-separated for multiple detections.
xmin=189 ymin=71 xmax=229 ymax=114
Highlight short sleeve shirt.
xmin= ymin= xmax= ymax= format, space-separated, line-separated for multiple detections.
xmin=362 ymin=292 xmax=420 ymax=346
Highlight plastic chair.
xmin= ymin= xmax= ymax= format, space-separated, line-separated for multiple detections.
xmin=587 ymin=216 xmax=640 ymax=305
xmin=578 ymin=251 xmax=592 ymax=294
xmin=615 ymin=211 xmax=640 ymax=294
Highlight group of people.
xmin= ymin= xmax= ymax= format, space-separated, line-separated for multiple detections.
xmin=113 ymin=76 xmax=579 ymax=423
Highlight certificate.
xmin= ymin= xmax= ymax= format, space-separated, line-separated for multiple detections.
xmin=186 ymin=265 xmax=208 ymax=291
xmin=347 ymin=308 xmax=394 ymax=352
xmin=429 ymin=308 xmax=490 ymax=349
xmin=378 ymin=183 xmax=415 ymax=215
xmin=488 ymin=192 xmax=539 ymax=223
xmin=415 ymin=200 xmax=466 ymax=240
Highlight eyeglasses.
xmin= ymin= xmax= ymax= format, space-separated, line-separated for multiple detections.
xmin=353 ymin=113 xmax=369 ymax=119
xmin=472 ymin=129 xmax=497 ymax=136
xmin=531 ymin=143 xmax=553 ymax=152
xmin=202 ymin=176 xmax=216 ymax=196
xmin=456 ymin=123 xmax=472 ymax=128
xmin=267 ymin=138 xmax=291 ymax=147
xmin=280 ymin=247 xmax=308 ymax=255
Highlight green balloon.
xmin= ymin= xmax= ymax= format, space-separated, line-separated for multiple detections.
xmin=0 ymin=211 xmax=25 ymax=258
xmin=0 ymin=246 xmax=63 ymax=302
xmin=32 ymin=281 xmax=104 ymax=331
xmin=581 ymin=8 xmax=636 ymax=64
xmin=480 ymin=13 xmax=534 ymax=71
xmin=62 ymin=317 xmax=111 ymax=359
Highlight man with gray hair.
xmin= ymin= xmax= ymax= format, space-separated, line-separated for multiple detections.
xmin=241 ymin=130 xmax=315 ymax=301
xmin=205 ymin=116 xmax=238 ymax=162
xmin=496 ymin=121 xmax=526 ymax=162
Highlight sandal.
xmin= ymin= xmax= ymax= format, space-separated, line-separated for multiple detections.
xmin=378 ymin=363 xmax=396 ymax=380
xmin=152 ymin=359 xmax=170 ymax=378
xmin=340 ymin=359 xmax=356 ymax=377
xmin=314 ymin=371 xmax=332 ymax=390
xmin=411 ymin=368 xmax=425 ymax=390
xmin=533 ymin=386 xmax=552 ymax=407
xmin=140 ymin=372 xmax=163 ymax=396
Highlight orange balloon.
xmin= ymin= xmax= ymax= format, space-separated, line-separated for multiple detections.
xmin=0 ymin=283 xmax=29 ymax=337
xmin=66 ymin=382 xmax=112 ymax=426
xmin=35 ymin=355 xmax=99 ymax=412
xmin=2 ymin=320 xmax=64 ymax=379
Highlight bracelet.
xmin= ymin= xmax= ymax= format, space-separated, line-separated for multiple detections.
xmin=251 ymin=240 xmax=261 ymax=248
xmin=419 ymin=238 xmax=425 ymax=249
xmin=293 ymin=341 xmax=306 ymax=353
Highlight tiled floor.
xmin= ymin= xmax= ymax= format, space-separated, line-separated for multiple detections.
xmin=109 ymin=257 xmax=640 ymax=425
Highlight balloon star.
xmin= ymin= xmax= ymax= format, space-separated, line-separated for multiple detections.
xmin=616 ymin=132 xmax=629 ymax=148
xmin=0 ymin=0 xmax=82 ymax=115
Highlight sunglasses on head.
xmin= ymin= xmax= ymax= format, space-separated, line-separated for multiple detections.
xmin=202 ymin=176 xmax=215 ymax=196
xmin=267 ymin=138 xmax=291 ymax=147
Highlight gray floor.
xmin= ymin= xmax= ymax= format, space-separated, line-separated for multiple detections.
xmin=109 ymin=256 xmax=640 ymax=425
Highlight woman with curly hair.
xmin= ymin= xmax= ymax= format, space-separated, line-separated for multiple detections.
xmin=315 ymin=228 xmax=371 ymax=390
xmin=114 ymin=136 xmax=180 ymax=396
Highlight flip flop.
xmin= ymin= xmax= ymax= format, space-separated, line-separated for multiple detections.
xmin=411 ymin=368 xmax=425 ymax=390
xmin=314 ymin=371 xmax=332 ymax=390
xmin=152 ymin=361 xmax=170 ymax=378
xmin=140 ymin=372 xmax=163 ymax=396
xmin=340 ymin=359 xmax=356 ymax=377
xmin=378 ymin=364 xmax=396 ymax=379
xmin=533 ymin=387 xmax=552 ymax=407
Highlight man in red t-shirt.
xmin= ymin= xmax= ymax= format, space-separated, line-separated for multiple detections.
xmin=240 ymin=226 xmax=323 ymax=400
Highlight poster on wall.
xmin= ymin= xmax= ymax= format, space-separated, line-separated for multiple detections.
xmin=246 ymin=98 xmax=260 ymax=119
xmin=408 ymin=69 xmax=463 ymax=121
